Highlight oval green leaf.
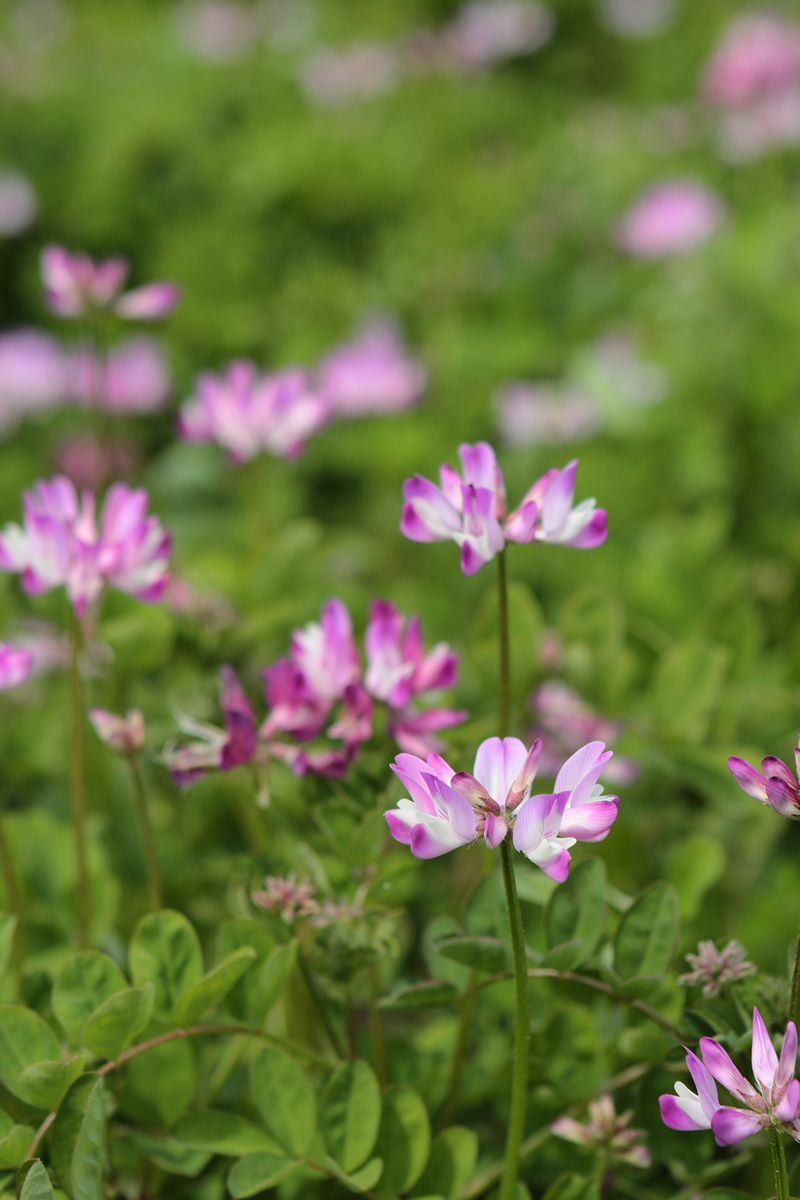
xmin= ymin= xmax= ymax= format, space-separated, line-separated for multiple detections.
xmin=613 ymin=882 xmax=679 ymax=982
xmin=320 ymin=1060 xmax=381 ymax=1174
xmin=434 ymin=936 xmax=509 ymax=974
xmin=378 ymin=981 xmax=459 ymax=1010
xmin=250 ymin=1048 xmax=316 ymax=1158
xmin=0 ymin=1123 xmax=33 ymax=1170
xmin=174 ymin=1111 xmax=284 ymax=1157
xmin=128 ymin=910 xmax=202 ymax=1014
xmin=227 ymin=1153 xmax=298 ymax=1198
xmin=172 ymin=946 xmax=256 ymax=1027
xmin=17 ymin=1057 xmax=87 ymax=1111
xmin=219 ymin=920 xmax=276 ymax=1023
xmin=409 ymin=1126 xmax=478 ymax=1200
xmin=50 ymin=1074 xmax=105 ymax=1200
xmin=322 ymin=1154 xmax=383 ymax=1193
xmin=81 ymin=985 xmax=154 ymax=1060
xmin=17 ymin=1160 xmax=55 ymax=1200
xmin=0 ymin=1005 xmax=61 ymax=1105
xmin=253 ymin=942 xmax=297 ymax=1024
xmin=544 ymin=858 xmax=606 ymax=969
xmin=374 ymin=1085 xmax=430 ymax=1194
xmin=53 ymin=953 xmax=127 ymax=1045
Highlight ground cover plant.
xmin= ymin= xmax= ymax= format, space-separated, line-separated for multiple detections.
xmin=3 ymin=0 xmax=800 ymax=1198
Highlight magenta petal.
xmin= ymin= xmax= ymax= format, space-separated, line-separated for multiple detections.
xmin=450 ymin=771 xmax=493 ymax=808
xmin=564 ymin=508 xmax=607 ymax=549
xmin=559 ymin=799 xmax=619 ymax=842
xmin=710 ymin=1108 xmax=763 ymax=1147
xmin=539 ymin=846 xmax=571 ymax=882
xmin=686 ymin=1049 xmax=720 ymax=1121
xmin=484 ymin=812 xmax=508 ymax=849
xmin=766 ymin=775 xmax=800 ymax=817
xmin=752 ymin=1007 xmax=779 ymax=1092
xmin=410 ymin=823 xmax=457 ymax=859
xmin=776 ymin=1078 xmax=800 ymax=1121
xmin=762 ymin=756 xmax=797 ymax=787
xmin=541 ymin=460 xmax=577 ymax=536
xmin=778 ymin=1022 xmax=798 ymax=1089
xmin=385 ymin=810 xmax=413 ymax=846
xmin=659 ymin=1095 xmax=707 ymax=1132
xmin=115 ymin=281 xmax=181 ymax=320
xmin=401 ymin=501 xmax=442 ymax=543
xmin=554 ymin=741 xmax=607 ymax=794
xmin=727 ymin=756 xmax=768 ymax=802
xmin=504 ymin=499 xmax=538 ymax=544
xmin=460 ymin=538 xmax=489 ymax=575
xmin=700 ymin=1038 xmax=760 ymax=1101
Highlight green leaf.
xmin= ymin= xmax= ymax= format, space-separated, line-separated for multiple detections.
xmin=127 ymin=1132 xmax=211 ymax=1177
xmin=250 ymin=1048 xmax=316 ymax=1158
xmin=374 ymin=1086 xmax=430 ymax=1195
xmin=378 ymin=981 xmax=459 ymax=1010
xmin=544 ymin=859 xmax=607 ymax=970
xmin=50 ymin=1074 xmax=104 ymax=1200
xmin=651 ymin=637 xmax=728 ymax=745
xmin=613 ymin=882 xmax=679 ymax=982
xmin=252 ymin=942 xmax=298 ymax=1024
xmin=409 ymin=1127 xmax=477 ymax=1200
xmin=0 ymin=1006 xmax=61 ymax=1105
xmin=227 ymin=1153 xmax=298 ymax=1198
xmin=16 ymin=1058 xmax=87 ymax=1111
xmin=53 ymin=954 xmax=127 ymax=1045
xmin=174 ymin=1111 xmax=285 ymax=1157
xmin=434 ymin=936 xmax=508 ymax=974
xmin=219 ymin=920 xmax=276 ymax=1022
xmin=128 ymin=910 xmax=202 ymax=1014
xmin=542 ymin=1174 xmax=601 ymax=1200
xmin=320 ymin=1060 xmax=381 ymax=1173
xmin=80 ymin=985 xmax=154 ymax=1060
xmin=172 ymin=947 xmax=256 ymax=1027
xmin=322 ymin=1155 xmax=383 ymax=1193
xmin=119 ymin=1035 xmax=196 ymax=1127
xmin=702 ymin=1192 xmax=753 ymax=1200
xmin=0 ymin=919 xmax=17 ymax=984
xmin=666 ymin=834 xmax=725 ymax=921
xmin=17 ymin=1160 xmax=55 ymax=1200
xmin=0 ymin=1123 xmax=33 ymax=1170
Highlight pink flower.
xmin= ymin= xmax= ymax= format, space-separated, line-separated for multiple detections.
xmin=0 ymin=476 xmax=171 ymax=618
xmin=89 ymin=708 xmax=145 ymax=755
xmin=53 ymin=435 xmax=138 ymax=491
xmin=386 ymin=751 xmax=477 ymax=859
xmin=40 ymin=245 xmax=179 ymax=320
xmin=0 ymin=643 xmax=33 ymax=690
xmin=298 ymin=43 xmax=398 ymax=107
xmin=442 ymin=1 xmax=554 ymax=69
xmin=174 ymin=1 xmax=260 ymax=64
xmin=317 ymin=322 xmax=427 ymax=417
xmin=291 ymin=598 xmax=361 ymax=703
xmin=251 ymin=872 xmax=319 ymax=922
xmin=364 ymin=598 xmax=466 ymax=755
xmin=0 ymin=330 xmax=69 ymax=432
xmin=530 ymin=680 xmax=638 ymax=786
xmin=703 ymin=15 xmax=800 ymax=110
xmin=69 ymin=337 xmax=171 ymax=413
xmin=616 ymin=181 xmax=726 ymax=258
xmin=495 ymin=382 xmax=599 ymax=448
xmin=661 ymin=1009 xmax=800 ymax=1147
xmin=728 ymin=741 xmax=800 ymax=819
xmin=552 ymin=1094 xmax=651 ymax=1168
xmin=164 ymin=665 xmax=257 ymax=785
xmin=178 ymin=361 xmax=329 ymax=461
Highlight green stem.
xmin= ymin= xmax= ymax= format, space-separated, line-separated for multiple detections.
xmin=127 ymin=756 xmax=162 ymax=911
xmin=0 ymin=804 xmax=23 ymax=987
xmin=790 ymin=922 xmax=800 ymax=1026
xmin=497 ymin=548 xmax=510 ymax=737
xmin=368 ymin=966 xmax=388 ymax=1087
xmin=70 ymin=624 xmax=90 ymax=949
xmin=771 ymin=1126 xmax=790 ymax=1200
xmin=437 ymin=968 xmax=477 ymax=1131
xmin=498 ymin=839 xmax=530 ymax=1200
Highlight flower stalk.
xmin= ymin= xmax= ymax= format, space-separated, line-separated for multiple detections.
xmin=497 ymin=547 xmax=509 ymax=738
xmin=0 ymin=807 xmax=23 ymax=985
xmin=127 ymin=755 xmax=162 ymax=911
xmin=770 ymin=1126 xmax=790 ymax=1200
xmin=791 ymin=927 xmax=800 ymax=1026
xmin=499 ymin=836 xmax=530 ymax=1200
xmin=70 ymin=622 xmax=90 ymax=949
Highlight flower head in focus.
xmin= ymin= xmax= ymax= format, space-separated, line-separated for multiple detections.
xmin=728 ymin=741 xmax=800 ymax=819
xmin=616 ymin=181 xmax=726 ymax=258
xmin=401 ymin=443 xmax=606 ymax=575
xmin=89 ymin=708 xmax=145 ymax=756
xmin=0 ymin=643 xmax=33 ymax=691
xmin=41 ymin=245 xmax=180 ymax=320
xmin=552 ymin=1094 xmax=651 ymax=1167
xmin=678 ymin=940 xmax=756 ymax=998
xmin=0 ymin=476 xmax=171 ymax=619
xmin=178 ymin=360 xmax=329 ymax=461
xmin=660 ymin=1008 xmax=800 ymax=1146
xmin=317 ymin=321 xmax=427 ymax=417
xmin=252 ymin=872 xmax=320 ymax=922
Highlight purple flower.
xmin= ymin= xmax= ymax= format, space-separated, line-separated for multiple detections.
xmin=552 ymin=1094 xmax=651 ymax=1168
xmin=442 ymin=1 xmax=554 ymax=70
xmin=386 ymin=751 xmax=477 ymax=859
xmin=40 ymin=245 xmax=180 ymax=320
xmin=291 ymin=598 xmax=362 ymax=704
xmin=317 ymin=322 xmax=427 ymax=417
xmin=661 ymin=1009 xmax=800 ymax=1146
xmin=0 ymin=476 xmax=171 ymax=618
xmin=728 ymin=742 xmax=800 ymax=819
xmin=401 ymin=443 xmax=606 ymax=575
xmin=703 ymin=15 xmax=800 ymax=110
xmin=178 ymin=361 xmax=329 ymax=461
xmin=69 ymin=337 xmax=171 ymax=413
xmin=616 ymin=181 xmax=727 ymax=259
xmin=0 ymin=644 xmax=33 ymax=691
xmin=495 ymin=382 xmax=599 ymax=449
xmin=89 ymin=708 xmax=145 ymax=755
xmin=165 ymin=665 xmax=258 ymax=785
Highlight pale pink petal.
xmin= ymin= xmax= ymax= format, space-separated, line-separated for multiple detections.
xmin=483 ymin=812 xmax=508 ymax=848
xmin=541 ymin=460 xmax=576 ymax=536
xmin=554 ymin=741 xmax=607 ymax=794
xmin=710 ymin=1108 xmax=763 ymax=1147
xmin=776 ymin=1078 xmax=800 ymax=1121
xmin=752 ymin=1007 xmax=779 ymax=1092
xmin=114 ymin=281 xmax=181 ymax=320
xmin=727 ymin=756 xmax=769 ymax=802
xmin=700 ymin=1038 xmax=760 ymax=1103
xmin=559 ymin=798 xmax=619 ymax=842
xmin=778 ymin=1022 xmax=798 ymax=1089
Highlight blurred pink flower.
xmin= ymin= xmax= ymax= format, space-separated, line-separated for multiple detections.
xmin=53 ymin=435 xmax=138 ymax=491
xmin=0 ymin=329 xmax=69 ymax=432
xmin=0 ymin=643 xmax=33 ymax=690
xmin=616 ymin=181 xmax=726 ymax=258
xmin=89 ymin=707 xmax=145 ymax=755
xmin=165 ymin=665 xmax=258 ymax=785
xmin=553 ymin=1094 xmax=650 ymax=1167
xmin=703 ymin=15 xmax=800 ymax=109
xmin=442 ymin=0 xmax=554 ymax=69
xmin=69 ymin=338 xmax=171 ymax=413
xmin=495 ymin=382 xmax=599 ymax=448
xmin=0 ymin=476 xmax=171 ymax=618
xmin=597 ymin=0 xmax=675 ymax=40
xmin=530 ymin=680 xmax=638 ymax=786
xmin=317 ymin=322 xmax=427 ymax=417
xmin=178 ymin=360 xmax=329 ymax=461
xmin=40 ymin=245 xmax=180 ymax=320
xmin=174 ymin=1 xmax=260 ymax=63
xmin=8 ymin=620 xmax=69 ymax=675
xmin=298 ymin=42 xmax=398 ymax=106
xmin=252 ymin=872 xmax=319 ymax=922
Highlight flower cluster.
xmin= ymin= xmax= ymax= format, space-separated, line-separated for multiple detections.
xmin=661 ymin=1008 xmax=800 ymax=1146
xmin=164 ymin=597 xmax=467 ymax=784
xmin=251 ymin=872 xmax=320 ymax=923
xmin=177 ymin=322 xmax=426 ymax=461
xmin=678 ymin=939 xmax=756 ymax=998
xmin=41 ymin=245 xmax=180 ymax=321
xmin=616 ymin=181 xmax=726 ymax=259
xmin=552 ymin=1094 xmax=651 ymax=1168
xmin=385 ymin=735 xmax=619 ymax=879
xmin=529 ymin=680 xmax=637 ymax=786
xmin=0 ymin=475 xmax=171 ymax=619
xmin=728 ymin=740 xmax=800 ymax=819
xmin=401 ymin=444 xmax=606 ymax=575
xmin=89 ymin=708 xmax=146 ymax=756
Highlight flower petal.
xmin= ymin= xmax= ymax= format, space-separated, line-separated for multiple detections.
xmin=752 ymin=1007 xmax=779 ymax=1093
xmin=700 ymin=1037 xmax=760 ymax=1103
xmin=776 ymin=1078 xmax=800 ymax=1121
xmin=727 ymin=756 xmax=768 ymax=802
xmin=778 ymin=1021 xmax=798 ymax=1090
xmin=710 ymin=1107 xmax=763 ymax=1147
xmin=558 ymin=798 xmax=619 ymax=842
